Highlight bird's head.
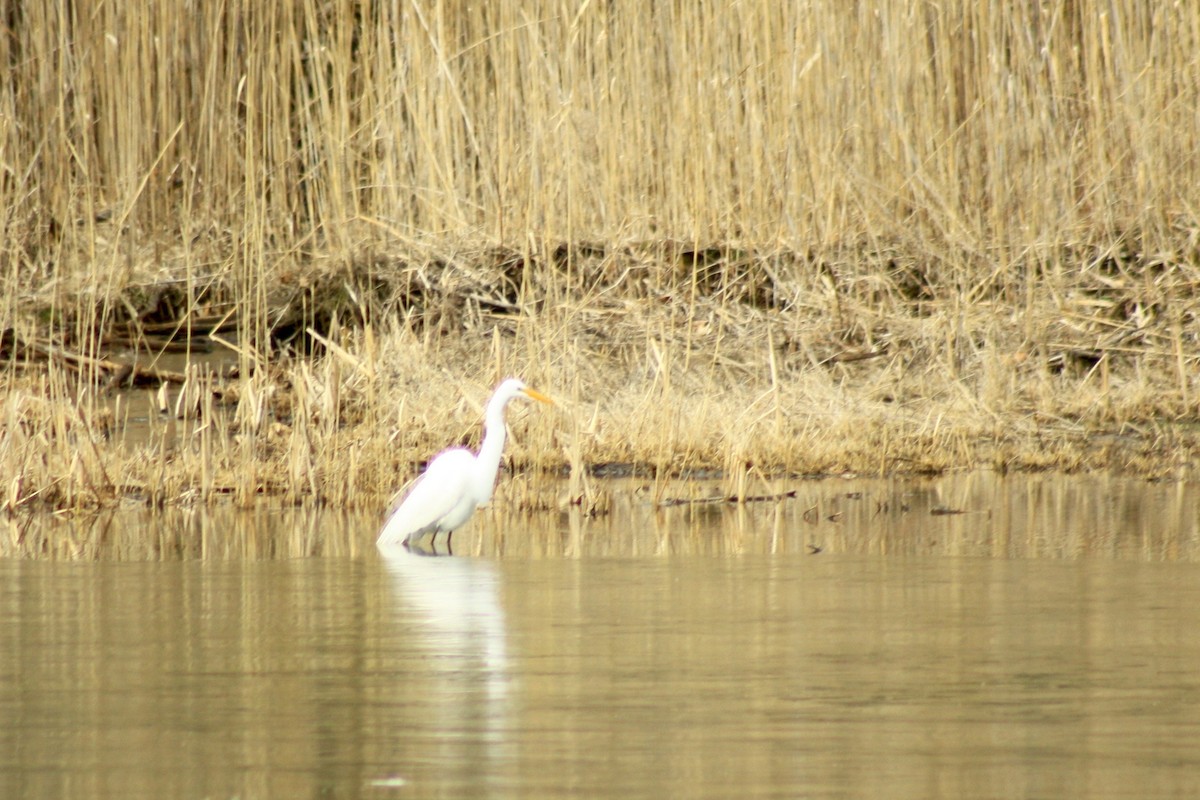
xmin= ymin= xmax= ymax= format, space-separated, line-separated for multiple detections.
xmin=496 ymin=377 xmax=554 ymax=407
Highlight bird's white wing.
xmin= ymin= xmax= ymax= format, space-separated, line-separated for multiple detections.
xmin=376 ymin=448 xmax=475 ymax=546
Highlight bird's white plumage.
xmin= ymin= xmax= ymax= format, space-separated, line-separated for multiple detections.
xmin=376 ymin=378 xmax=553 ymax=548
xmin=377 ymin=448 xmax=474 ymax=545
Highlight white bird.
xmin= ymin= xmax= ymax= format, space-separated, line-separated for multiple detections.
xmin=377 ymin=378 xmax=554 ymax=549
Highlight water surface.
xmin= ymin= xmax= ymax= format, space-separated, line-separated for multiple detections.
xmin=2 ymin=473 xmax=1199 ymax=798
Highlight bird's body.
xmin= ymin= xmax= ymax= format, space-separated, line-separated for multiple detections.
xmin=377 ymin=378 xmax=553 ymax=549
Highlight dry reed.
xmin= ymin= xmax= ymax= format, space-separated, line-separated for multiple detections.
xmin=2 ymin=2 xmax=1199 ymax=516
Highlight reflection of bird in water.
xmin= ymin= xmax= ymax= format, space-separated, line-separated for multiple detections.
xmin=377 ymin=379 xmax=554 ymax=551
xmin=377 ymin=546 xmax=509 ymax=671
xmin=376 ymin=546 xmax=512 ymax=772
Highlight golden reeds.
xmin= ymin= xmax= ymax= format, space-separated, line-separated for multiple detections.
xmin=6 ymin=4 xmax=1198 ymax=271
xmin=1 ymin=2 xmax=1199 ymax=516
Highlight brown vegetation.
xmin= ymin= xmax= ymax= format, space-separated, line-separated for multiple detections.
xmin=2 ymin=2 xmax=1199 ymax=516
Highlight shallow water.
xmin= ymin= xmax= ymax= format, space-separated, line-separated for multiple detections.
xmin=3 ymin=473 xmax=1200 ymax=798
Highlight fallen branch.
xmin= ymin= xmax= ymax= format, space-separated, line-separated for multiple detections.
xmin=659 ymin=489 xmax=797 ymax=507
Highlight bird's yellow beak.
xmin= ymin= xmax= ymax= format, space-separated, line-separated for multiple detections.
xmin=522 ymin=387 xmax=555 ymax=405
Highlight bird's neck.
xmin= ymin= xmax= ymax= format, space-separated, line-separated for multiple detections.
xmin=473 ymin=404 xmax=509 ymax=503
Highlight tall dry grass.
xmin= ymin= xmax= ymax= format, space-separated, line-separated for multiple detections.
xmin=6 ymin=3 xmax=1198 ymax=283
xmin=1 ymin=2 xmax=1199 ymax=514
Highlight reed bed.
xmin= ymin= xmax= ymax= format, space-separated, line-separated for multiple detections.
xmin=2 ymin=2 xmax=1199 ymax=517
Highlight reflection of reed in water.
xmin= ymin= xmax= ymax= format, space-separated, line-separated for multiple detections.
xmin=460 ymin=474 xmax=1200 ymax=563
xmin=3 ymin=474 xmax=1199 ymax=562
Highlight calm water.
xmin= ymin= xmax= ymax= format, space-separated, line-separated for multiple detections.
xmin=2 ymin=474 xmax=1200 ymax=798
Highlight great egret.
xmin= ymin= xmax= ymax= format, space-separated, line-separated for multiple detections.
xmin=376 ymin=378 xmax=554 ymax=549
